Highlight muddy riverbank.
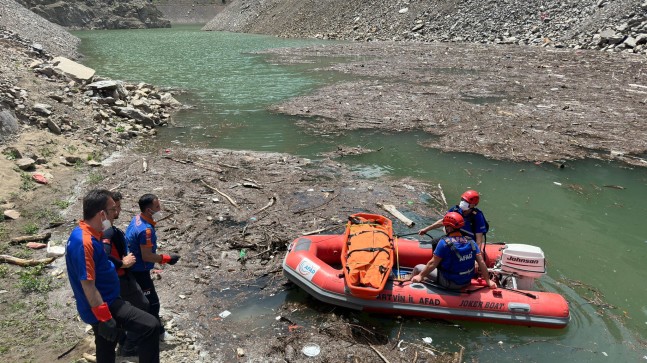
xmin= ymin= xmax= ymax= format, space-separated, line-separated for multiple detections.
xmin=263 ymin=41 xmax=647 ymax=168
xmin=2 ymin=145 xmax=463 ymax=362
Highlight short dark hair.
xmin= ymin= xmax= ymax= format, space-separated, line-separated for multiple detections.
xmin=138 ymin=193 xmax=158 ymax=212
xmin=83 ymin=189 xmax=112 ymax=220
xmin=111 ymin=191 xmax=123 ymax=202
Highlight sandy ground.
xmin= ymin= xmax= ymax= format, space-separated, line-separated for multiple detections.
xmin=262 ymin=41 xmax=647 ymax=168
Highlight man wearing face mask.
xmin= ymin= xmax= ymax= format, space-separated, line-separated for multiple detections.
xmin=65 ymin=189 xmax=161 ymax=363
xmin=126 ymin=193 xmax=180 ymax=340
xmin=418 ymin=190 xmax=488 ymax=248
xmin=411 ymin=212 xmax=496 ymax=290
xmin=102 ymin=191 xmax=150 ymax=356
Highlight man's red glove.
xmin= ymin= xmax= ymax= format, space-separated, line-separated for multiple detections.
xmin=91 ymin=302 xmax=112 ymax=322
xmin=91 ymin=302 xmax=118 ymax=342
xmin=161 ymin=254 xmax=180 ymax=265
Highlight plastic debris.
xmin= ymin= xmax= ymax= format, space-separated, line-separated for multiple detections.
xmin=302 ymin=343 xmax=320 ymax=357
xmin=422 ymin=337 xmax=433 ymax=344
xmin=26 ymin=242 xmax=47 ymax=249
xmin=46 ymin=242 xmax=65 ymax=257
xmin=32 ymin=173 xmax=48 ymax=184
xmin=498 ymin=341 xmax=504 ymax=345
xmin=602 ymin=352 xmax=608 ymax=357
xmin=218 ymin=310 xmax=231 ymax=319
xmin=238 ymin=249 xmax=247 ymax=260
xmin=553 ymin=182 xmax=562 ymax=186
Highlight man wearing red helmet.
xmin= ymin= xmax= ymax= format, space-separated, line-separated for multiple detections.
xmin=411 ymin=212 xmax=496 ymax=290
xmin=418 ymin=189 xmax=488 ymax=248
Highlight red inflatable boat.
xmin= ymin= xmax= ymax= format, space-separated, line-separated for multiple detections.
xmin=283 ymin=231 xmax=570 ymax=328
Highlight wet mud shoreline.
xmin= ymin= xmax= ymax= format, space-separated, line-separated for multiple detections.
xmin=263 ymin=41 xmax=647 ymax=168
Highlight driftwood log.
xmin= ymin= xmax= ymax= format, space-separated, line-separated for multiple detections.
xmin=376 ymin=203 xmax=415 ymax=227
xmin=201 ymin=179 xmax=239 ymax=208
xmin=0 ymin=255 xmax=56 ymax=266
xmin=10 ymin=232 xmax=51 ymax=244
xmin=255 ymin=196 xmax=276 ymax=214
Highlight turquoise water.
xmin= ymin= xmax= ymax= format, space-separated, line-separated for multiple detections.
xmin=75 ymin=25 xmax=647 ymax=361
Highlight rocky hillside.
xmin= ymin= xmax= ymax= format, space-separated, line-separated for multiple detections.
xmin=203 ymin=0 xmax=647 ymax=54
xmin=0 ymin=27 xmax=181 ymax=183
xmin=0 ymin=0 xmax=80 ymax=58
xmin=14 ymin=0 xmax=171 ymax=29
xmin=153 ymin=0 xmax=225 ymax=24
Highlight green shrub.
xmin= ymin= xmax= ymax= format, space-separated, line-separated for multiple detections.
xmin=23 ymin=222 xmax=39 ymax=235
xmin=87 ymin=172 xmax=103 ymax=185
xmin=18 ymin=265 xmax=52 ymax=293
xmin=53 ymin=200 xmax=70 ymax=209
xmin=20 ymin=173 xmax=36 ymax=191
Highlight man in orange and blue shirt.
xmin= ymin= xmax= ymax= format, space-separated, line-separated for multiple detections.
xmin=126 ymin=193 xmax=180 ymax=339
xmin=66 ymin=189 xmax=160 ymax=363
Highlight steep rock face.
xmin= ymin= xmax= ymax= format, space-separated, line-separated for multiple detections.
xmin=203 ymin=0 xmax=647 ymax=54
xmin=14 ymin=0 xmax=171 ymax=29
xmin=0 ymin=0 xmax=80 ymax=58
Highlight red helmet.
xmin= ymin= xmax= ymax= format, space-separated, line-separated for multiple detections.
xmin=461 ymin=190 xmax=480 ymax=206
xmin=443 ymin=212 xmax=465 ymax=229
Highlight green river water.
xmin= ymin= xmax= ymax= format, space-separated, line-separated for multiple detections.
xmin=75 ymin=25 xmax=647 ymax=361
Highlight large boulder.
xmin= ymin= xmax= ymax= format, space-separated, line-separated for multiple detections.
xmin=0 ymin=104 xmax=20 ymax=140
xmin=52 ymin=57 xmax=95 ymax=82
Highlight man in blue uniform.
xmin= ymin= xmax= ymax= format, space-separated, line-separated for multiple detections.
xmin=65 ymin=189 xmax=160 ymax=363
xmin=126 ymin=193 xmax=180 ymax=339
xmin=411 ymin=212 xmax=496 ymax=290
xmin=418 ymin=189 xmax=488 ymax=247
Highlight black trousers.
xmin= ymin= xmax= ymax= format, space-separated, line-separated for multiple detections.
xmin=119 ymin=272 xmax=150 ymax=348
xmin=91 ymin=298 xmax=160 ymax=363
xmin=131 ymin=270 xmax=164 ymax=334
xmin=119 ymin=272 xmax=149 ymax=312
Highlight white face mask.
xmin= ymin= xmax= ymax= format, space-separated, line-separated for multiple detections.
xmin=459 ymin=200 xmax=470 ymax=210
xmin=101 ymin=215 xmax=112 ymax=232
xmin=152 ymin=211 xmax=163 ymax=222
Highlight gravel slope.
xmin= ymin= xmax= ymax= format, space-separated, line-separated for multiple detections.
xmin=0 ymin=0 xmax=80 ymax=58
xmin=204 ymin=0 xmax=647 ymax=54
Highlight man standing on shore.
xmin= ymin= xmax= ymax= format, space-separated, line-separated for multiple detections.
xmin=103 ymin=191 xmax=149 ymax=356
xmin=126 ymin=193 xmax=180 ymax=340
xmin=65 ymin=189 xmax=160 ymax=363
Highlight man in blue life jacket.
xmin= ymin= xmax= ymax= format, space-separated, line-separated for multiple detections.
xmin=126 ymin=193 xmax=180 ymax=340
xmin=411 ymin=212 xmax=496 ymax=290
xmin=65 ymin=189 xmax=160 ymax=363
xmin=418 ymin=189 xmax=488 ymax=248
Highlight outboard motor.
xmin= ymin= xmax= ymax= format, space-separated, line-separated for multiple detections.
xmin=494 ymin=244 xmax=546 ymax=291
